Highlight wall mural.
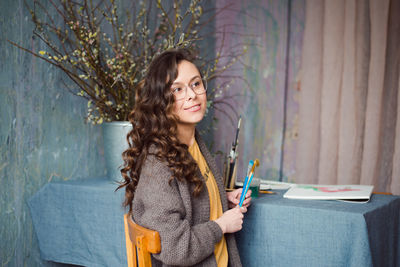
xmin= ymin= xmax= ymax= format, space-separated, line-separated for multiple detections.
xmin=0 ymin=0 xmax=105 ymax=265
xmin=214 ymin=0 xmax=304 ymax=183
xmin=0 ymin=0 xmax=305 ymax=265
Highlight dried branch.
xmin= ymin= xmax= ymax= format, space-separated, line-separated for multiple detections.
xmin=9 ymin=0 xmax=251 ymax=124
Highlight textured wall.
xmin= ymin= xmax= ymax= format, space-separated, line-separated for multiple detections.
xmin=0 ymin=0 xmax=304 ymax=265
xmin=214 ymin=0 xmax=305 ymax=182
xmin=0 ymin=0 xmax=106 ymax=266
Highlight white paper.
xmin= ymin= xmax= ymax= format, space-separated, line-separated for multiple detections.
xmin=283 ymin=184 xmax=374 ymax=201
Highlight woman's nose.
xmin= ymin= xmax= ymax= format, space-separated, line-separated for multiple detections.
xmin=186 ymin=86 xmax=196 ymax=100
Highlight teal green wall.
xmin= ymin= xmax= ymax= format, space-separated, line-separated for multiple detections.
xmin=0 ymin=0 xmax=106 ymax=266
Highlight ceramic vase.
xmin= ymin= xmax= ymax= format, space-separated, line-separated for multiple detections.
xmin=102 ymin=121 xmax=132 ymax=181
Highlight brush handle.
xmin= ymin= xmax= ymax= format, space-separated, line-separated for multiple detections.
xmin=239 ymin=171 xmax=254 ymax=207
xmin=238 ymin=160 xmax=253 ymax=206
xmin=238 ymin=175 xmax=249 ymax=207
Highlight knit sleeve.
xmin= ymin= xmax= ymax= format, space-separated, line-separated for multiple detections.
xmin=132 ymin=156 xmax=223 ymax=266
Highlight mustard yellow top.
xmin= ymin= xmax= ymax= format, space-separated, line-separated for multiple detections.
xmin=189 ymin=140 xmax=228 ymax=267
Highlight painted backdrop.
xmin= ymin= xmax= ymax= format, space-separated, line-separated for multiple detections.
xmin=0 ymin=0 xmax=304 ymax=265
xmin=213 ymin=0 xmax=304 ymax=183
xmin=0 ymin=0 xmax=106 ymax=265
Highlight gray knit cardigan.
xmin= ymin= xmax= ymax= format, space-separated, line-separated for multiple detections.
xmin=131 ymin=131 xmax=242 ymax=267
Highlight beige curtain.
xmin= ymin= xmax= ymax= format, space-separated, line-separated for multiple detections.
xmin=296 ymin=0 xmax=400 ymax=194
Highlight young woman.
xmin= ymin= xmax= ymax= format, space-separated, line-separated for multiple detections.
xmin=119 ymin=48 xmax=251 ymax=267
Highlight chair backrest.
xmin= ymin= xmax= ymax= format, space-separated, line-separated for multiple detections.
xmin=124 ymin=214 xmax=161 ymax=267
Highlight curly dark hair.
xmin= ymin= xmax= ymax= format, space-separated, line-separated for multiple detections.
xmin=117 ymin=48 xmax=204 ymax=213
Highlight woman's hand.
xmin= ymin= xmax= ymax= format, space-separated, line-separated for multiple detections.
xmin=214 ymin=206 xmax=247 ymax=234
xmin=226 ymin=188 xmax=252 ymax=209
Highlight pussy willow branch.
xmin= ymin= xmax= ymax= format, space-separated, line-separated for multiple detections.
xmin=12 ymin=0 xmax=251 ymax=123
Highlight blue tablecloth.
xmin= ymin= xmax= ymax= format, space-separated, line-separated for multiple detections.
xmin=236 ymin=191 xmax=400 ymax=267
xmin=29 ymin=178 xmax=126 ymax=267
xmin=29 ymin=179 xmax=400 ymax=267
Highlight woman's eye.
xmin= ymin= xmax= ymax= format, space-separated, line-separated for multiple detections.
xmin=192 ymin=81 xmax=201 ymax=88
xmin=173 ymin=87 xmax=182 ymax=93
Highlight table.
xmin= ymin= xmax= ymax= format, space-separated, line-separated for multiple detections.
xmin=28 ymin=178 xmax=127 ymax=267
xmin=236 ymin=191 xmax=400 ymax=267
xmin=29 ymin=179 xmax=400 ymax=267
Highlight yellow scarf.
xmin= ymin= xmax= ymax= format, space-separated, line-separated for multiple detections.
xmin=189 ymin=140 xmax=228 ymax=267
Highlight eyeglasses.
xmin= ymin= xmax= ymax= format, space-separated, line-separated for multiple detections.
xmin=171 ymin=77 xmax=207 ymax=101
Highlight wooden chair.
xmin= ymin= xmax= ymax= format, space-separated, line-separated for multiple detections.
xmin=124 ymin=214 xmax=161 ymax=267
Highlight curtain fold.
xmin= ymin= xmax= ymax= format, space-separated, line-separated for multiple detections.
xmin=374 ymin=0 xmax=400 ymax=192
xmin=296 ymin=0 xmax=323 ymax=184
xmin=392 ymin=73 xmax=400 ymax=193
xmin=360 ymin=0 xmax=390 ymax=188
xmin=318 ymin=0 xmax=344 ymax=184
xmin=297 ymin=0 xmax=400 ymax=194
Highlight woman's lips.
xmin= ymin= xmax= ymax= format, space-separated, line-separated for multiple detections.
xmin=184 ymin=104 xmax=201 ymax=112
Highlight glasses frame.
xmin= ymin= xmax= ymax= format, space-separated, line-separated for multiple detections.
xmin=171 ymin=78 xmax=207 ymax=101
